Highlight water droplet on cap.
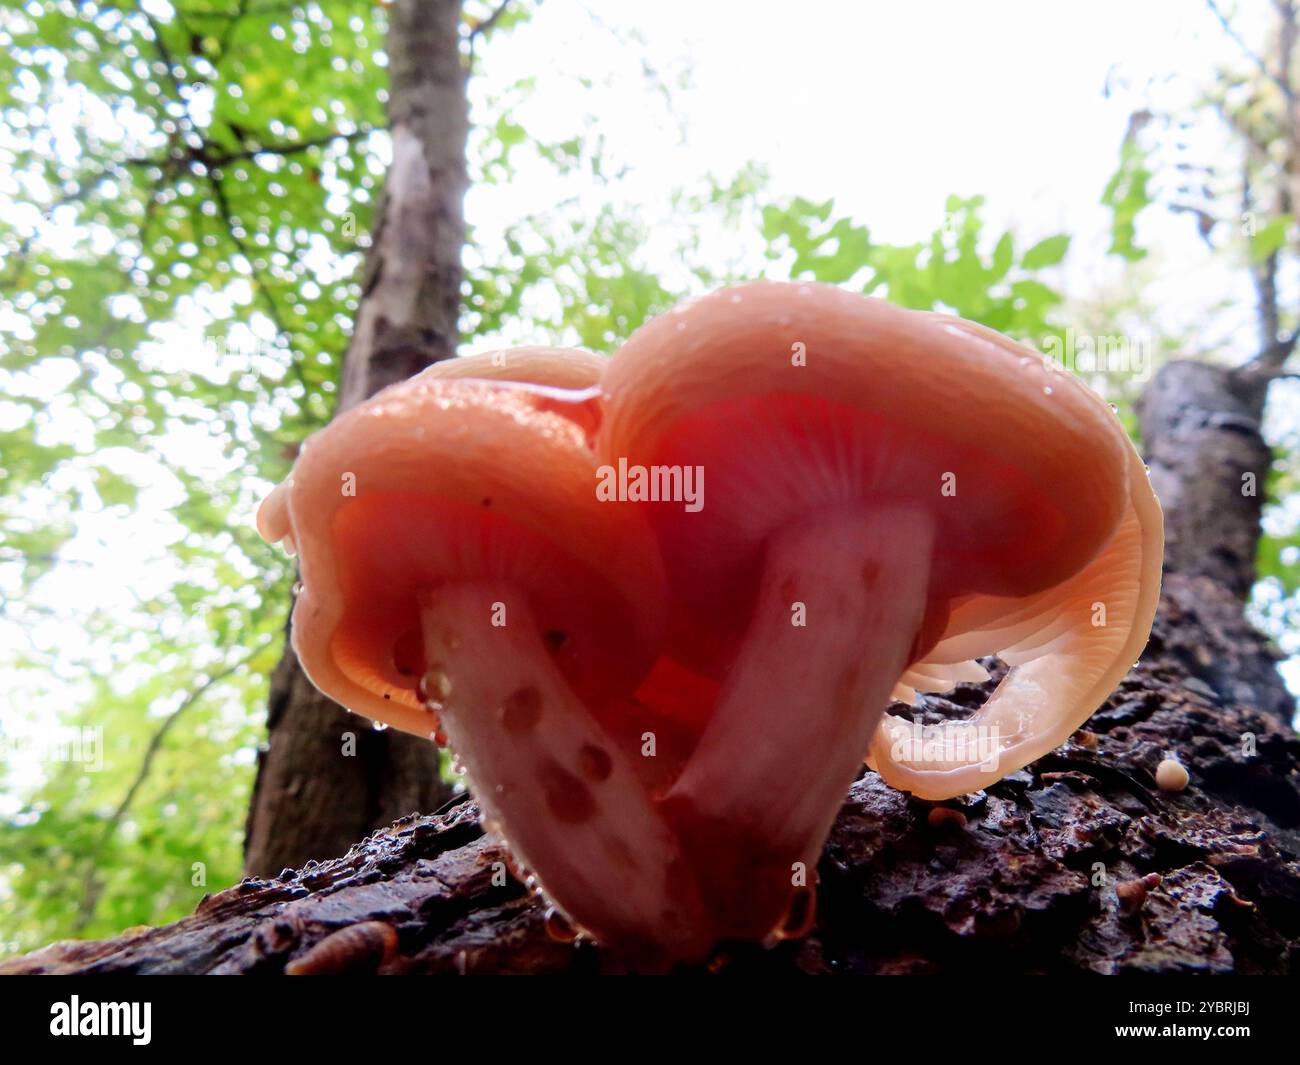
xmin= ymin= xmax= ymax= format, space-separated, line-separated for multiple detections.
xmin=418 ymin=666 xmax=453 ymax=707
xmin=544 ymin=907 xmax=578 ymax=943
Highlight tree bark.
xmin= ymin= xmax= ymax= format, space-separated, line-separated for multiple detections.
xmin=244 ymin=0 xmax=469 ymax=877
xmin=1138 ymin=357 xmax=1294 ymax=721
xmin=8 ymin=356 xmax=1298 ymax=975
xmin=1139 ymin=359 xmax=1273 ymax=605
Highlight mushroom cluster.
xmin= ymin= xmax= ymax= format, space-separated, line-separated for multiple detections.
xmin=258 ymin=282 xmax=1163 ymax=969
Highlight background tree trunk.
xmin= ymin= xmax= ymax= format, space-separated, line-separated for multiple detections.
xmin=243 ymin=0 xmax=469 ymax=878
xmin=1139 ymin=358 xmax=1294 ymax=720
xmin=8 ymin=352 xmax=1298 ymax=974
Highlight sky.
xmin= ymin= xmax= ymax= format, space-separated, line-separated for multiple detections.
xmin=2 ymin=0 xmax=1297 ymax=791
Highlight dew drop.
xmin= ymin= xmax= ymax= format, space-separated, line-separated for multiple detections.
xmin=1042 ymin=386 xmax=1053 ymax=395
xmin=372 ymin=720 xmax=389 ymax=732
xmin=1109 ymin=402 xmax=1120 ymax=413
xmin=544 ymin=907 xmax=578 ymax=943
xmin=292 ymin=580 xmax=303 ymax=596
xmin=418 ymin=666 xmax=453 ymax=707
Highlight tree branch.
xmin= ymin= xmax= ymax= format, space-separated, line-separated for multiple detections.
xmin=126 ymin=127 xmax=375 ymax=173
xmin=467 ymin=0 xmax=514 ymax=42
xmin=1207 ymin=0 xmax=1296 ymax=102
xmin=207 ymin=172 xmax=287 ymax=337
xmin=74 ymin=657 xmax=253 ymax=931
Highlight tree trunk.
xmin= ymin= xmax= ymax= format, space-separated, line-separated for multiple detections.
xmin=243 ymin=0 xmax=469 ymax=877
xmin=1139 ymin=360 xmax=1273 ymax=605
xmin=8 ymin=353 xmax=1298 ymax=974
xmin=1138 ymin=358 xmax=1294 ymax=720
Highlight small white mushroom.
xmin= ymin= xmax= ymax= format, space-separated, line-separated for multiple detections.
xmin=1155 ymin=757 xmax=1190 ymax=792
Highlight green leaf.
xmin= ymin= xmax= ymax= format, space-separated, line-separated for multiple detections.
xmin=1101 ymin=140 xmax=1153 ymax=262
xmin=1249 ymin=215 xmax=1293 ymax=263
xmin=1021 ymin=234 xmax=1071 ymax=269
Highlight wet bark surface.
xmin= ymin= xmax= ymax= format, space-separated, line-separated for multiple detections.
xmin=7 ymin=572 xmax=1298 ymax=975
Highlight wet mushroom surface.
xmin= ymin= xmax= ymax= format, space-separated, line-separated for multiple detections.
xmin=258 ymin=283 xmax=1163 ymax=969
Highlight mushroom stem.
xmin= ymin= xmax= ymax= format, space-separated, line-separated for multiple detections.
xmin=662 ymin=502 xmax=934 ymax=940
xmin=418 ymin=582 xmax=712 ymax=968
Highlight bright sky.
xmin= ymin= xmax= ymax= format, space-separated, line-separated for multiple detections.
xmin=2 ymin=0 xmax=1297 ymax=791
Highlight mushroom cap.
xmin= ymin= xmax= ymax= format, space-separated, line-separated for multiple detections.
xmin=415 ymin=345 xmax=607 ymax=391
xmin=257 ymin=368 xmax=664 ymax=735
xmin=867 ymin=316 xmax=1163 ymax=798
xmin=412 ymin=346 xmax=607 ymax=439
xmin=599 ymin=281 xmax=1136 ymax=675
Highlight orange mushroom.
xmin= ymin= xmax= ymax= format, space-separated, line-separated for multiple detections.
xmin=600 ymin=281 xmax=1162 ymax=939
xmin=867 ymin=314 xmax=1164 ymax=800
xmin=258 ymin=291 xmax=1163 ymax=967
xmin=257 ymin=355 xmax=711 ymax=966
